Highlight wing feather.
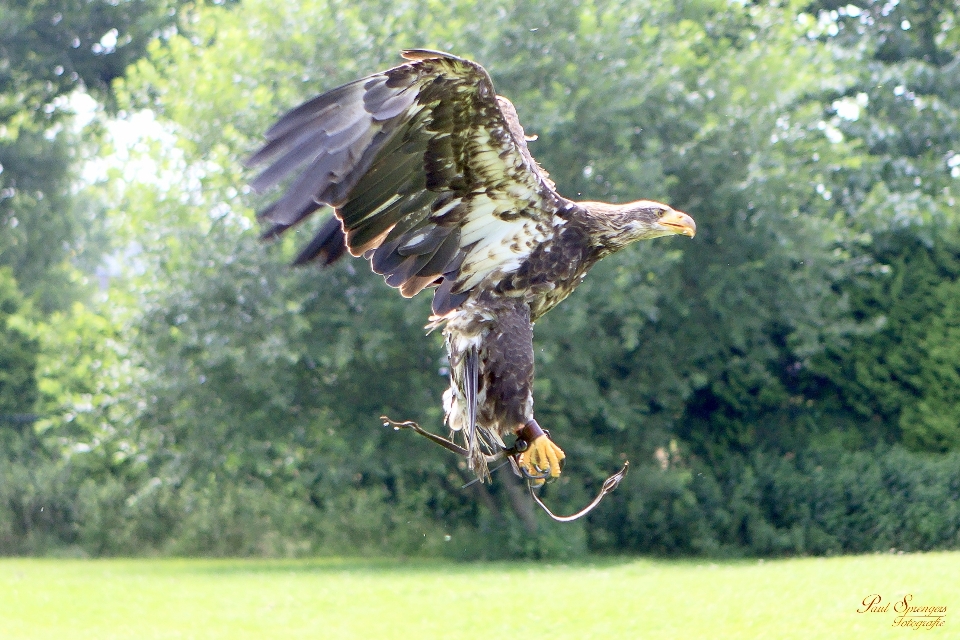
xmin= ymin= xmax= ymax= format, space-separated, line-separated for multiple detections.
xmin=248 ymin=50 xmax=565 ymax=314
xmin=292 ymin=215 xmax=348 ymax=266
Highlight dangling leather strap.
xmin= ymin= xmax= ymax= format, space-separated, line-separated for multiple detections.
xmin=527 ymin=461 xmax=629 ymax=522
xmin=383 ymin=414 xmax=629 ymax=522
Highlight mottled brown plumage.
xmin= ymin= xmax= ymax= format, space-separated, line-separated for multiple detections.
xmin=248 ymin=50 xmax=695 ymax=481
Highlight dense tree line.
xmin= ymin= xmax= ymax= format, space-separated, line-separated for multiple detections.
xmin=1 ymin=0 xmax=958 ymax=557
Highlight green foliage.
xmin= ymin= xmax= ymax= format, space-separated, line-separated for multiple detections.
xmin=679 ymin=0 xmax=960 ymax=456
xmin=811 ymin=234 xmax=960 ymax=451
xmin=901 ymin=279 xmax=960 ymax=451
xmin=797 ymin=0 xmax=960 ymax=453
xmin=0 ymin=0 xmax=201 ymax=308
xmin=592 ymin=445 xmax=960 ymax=556
xmin=0 ymin=0 xmax=191 ymax=118
xmin=0 ymin=124 xmax=96 ymax=312
xmin=3 ymin=0 xmax=960 ymax=557
xmin=107 ymin=0 xmax=855 ymax=553
xmin=0 ymin=268 xmax=38 ymax=419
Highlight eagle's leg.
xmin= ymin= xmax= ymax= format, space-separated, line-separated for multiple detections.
xmin=515 ymin=418 xmax=565 ymax=487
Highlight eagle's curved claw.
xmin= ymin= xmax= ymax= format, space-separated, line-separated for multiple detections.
xmin=518 ymin=434 xmax=565 ymax=487
xmin=518 ymin=464 xmax=550 ymax=481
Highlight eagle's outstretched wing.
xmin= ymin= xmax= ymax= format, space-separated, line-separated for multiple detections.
xmin=247 ymin=50 xmax=565 ymax=316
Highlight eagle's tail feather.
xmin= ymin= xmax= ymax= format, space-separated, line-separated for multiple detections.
xmin=464 ymin=346 xmax=487 ymax=478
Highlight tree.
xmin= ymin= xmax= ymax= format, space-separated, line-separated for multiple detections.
xmin=7 ymin=0 xmax=958 ymax=555
xmin=802 ymin=0 xmax=960 ymax=451
xmin=106 ymin=0 xmax=868 ymax=551
xmin=0 ymin=0 xmax=206 ymax=310
xmin=0 ymin=268 xmax=38 ymax=424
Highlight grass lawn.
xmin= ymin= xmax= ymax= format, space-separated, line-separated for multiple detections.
xmin=0 ymin=552 xmax=955 ymax=639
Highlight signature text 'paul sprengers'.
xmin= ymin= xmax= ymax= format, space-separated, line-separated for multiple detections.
xmin=858 ymin=594 xmax=947 ymax=630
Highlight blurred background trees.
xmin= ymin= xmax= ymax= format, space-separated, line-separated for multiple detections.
xmin=2 ymin=0 xmax=958 ymax=557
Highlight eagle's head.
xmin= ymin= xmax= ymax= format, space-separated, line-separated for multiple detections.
xmin=619 ymin=200 xmax=696 ymax=241
xmin=580 ymin=199 xmax=696 ymax=251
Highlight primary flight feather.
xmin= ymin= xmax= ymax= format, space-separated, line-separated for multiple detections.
xmin=248 ymin=50 xmax=696 ymax=483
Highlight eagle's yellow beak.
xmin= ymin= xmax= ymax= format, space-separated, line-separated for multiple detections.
xmin=660 ymin=209 xmax=697 ymax=238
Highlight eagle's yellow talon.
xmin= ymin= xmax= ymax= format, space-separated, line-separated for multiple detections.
xmin=518 ymin=434 xmax=565 ymax=486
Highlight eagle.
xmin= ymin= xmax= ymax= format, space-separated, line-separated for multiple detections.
xmin=247 ymin=50 xmax=695 ymax=485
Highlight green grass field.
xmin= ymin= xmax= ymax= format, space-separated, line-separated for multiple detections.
xmin=0 ymin=553 xmax=954 ymax=639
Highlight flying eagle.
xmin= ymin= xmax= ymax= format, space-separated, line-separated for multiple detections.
xmin=247 ymin=50 xmax=695 ymax=484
